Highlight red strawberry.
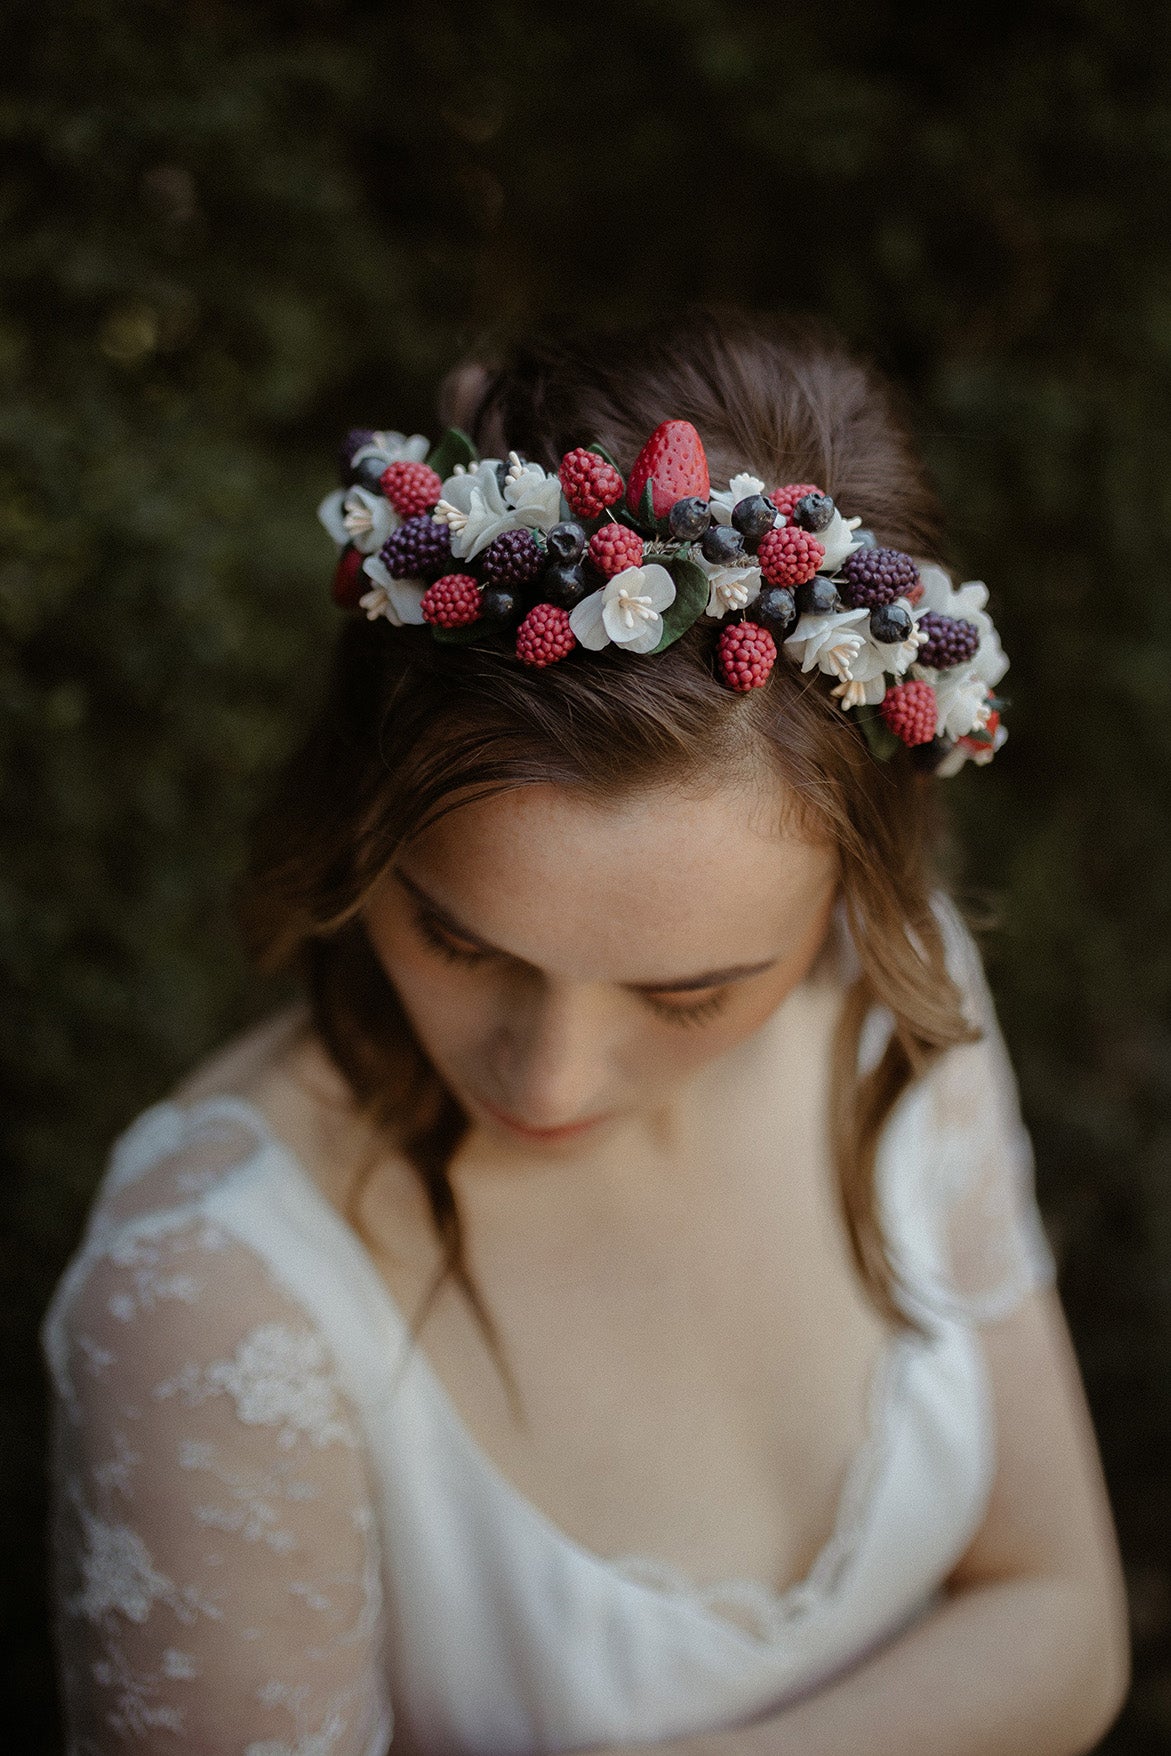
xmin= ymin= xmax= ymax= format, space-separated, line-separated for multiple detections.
xmin=625 ymin=420 xmax=711 ymax=519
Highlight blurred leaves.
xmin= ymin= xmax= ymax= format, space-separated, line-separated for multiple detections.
xmin=3 ymin=0 xmax=1171 ymax=1746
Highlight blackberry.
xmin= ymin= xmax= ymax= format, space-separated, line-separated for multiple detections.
xmin=379 ymin=515 xmax=453 ymax=580
xmin=915 ymin=611 xmax=980 ymax=669
xmin=481 ymin=528 xmax=544 ymax=588
xmin=791 ymin=493 xmax=835 ymax=534
xmin=754 ymin=585 xmax=798 ymax=639
xmin=730 ymin=495 xmax=777 ymax=543
xmin=667 ymin=497 xmax=712 ymax=541
xmin=839 ymin=547 xmax=919 ymax=610
xmin=542 ymin=562 xmax=590 ymax=610
xmin=546 ymin=521 xmax=588 ymax=563
xmin=869 ymin=602 xmax=914 ymax=645
xmin=795 ymin=577 xmax=841 ymax=616
xmin=701 ymin=524 xmax=745 ymax=565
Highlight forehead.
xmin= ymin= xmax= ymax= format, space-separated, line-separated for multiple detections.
xmin=391 ymin=779 xmax=838 ymax=982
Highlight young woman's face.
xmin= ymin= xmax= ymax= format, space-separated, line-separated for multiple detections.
xmin=362 ymin=777 xmax=839 ymax=1157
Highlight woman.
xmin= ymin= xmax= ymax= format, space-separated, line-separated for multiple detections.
xmin=41 ymin=307 xmax=1130 ymax=1755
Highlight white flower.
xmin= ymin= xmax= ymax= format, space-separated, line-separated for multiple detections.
xmin=693 ymin=551 xmax=762 ymax=617
xmin=569 ymin=563 xmax=676 ymax=654
xmin=350 ymin=431 xmax=430 ymax=471
xmin=935 ymin=713 xmax=1008 ymax=776
xmin=931 ymin=666 xmax=995 ymax=740
xmin=911 ymin=564 xmax=1008 ymax=690
xmin=816 ymin=509 xmax=864 ymax=573
xmin=316 ymin=486 xmax=395 ymax=555
xmin=783 ymin=605 xmax=872 ymax=683
xmin=358 ymin=554 xmax=427 ymax=625
xmin=709 ymin=473 xmax=775 ymax=527
xmin=822 ymin=603 xmax=924 ymax=710
xmin=432 ymin=452 xmax=562 ymax=560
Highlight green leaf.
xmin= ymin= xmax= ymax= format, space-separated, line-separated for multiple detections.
xmin=853 ymin=703 xmax=901 ymax=761
xmin=648 ymin=554 xmax=711 ymax=654
xmin=587 ymin=440 xmax=621 ymax=473
xmin=636 ymin=477 xmax=661 ymax=534
xmin=426 ymin=427 xmax=478 ymax=480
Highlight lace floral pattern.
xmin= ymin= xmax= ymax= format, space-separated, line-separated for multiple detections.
xmin=41 ymin=1115 xmax=393 ymax=1756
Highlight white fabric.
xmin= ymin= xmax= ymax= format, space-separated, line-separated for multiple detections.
xmin=40 ymin=894 xmax=1058 ymax=1755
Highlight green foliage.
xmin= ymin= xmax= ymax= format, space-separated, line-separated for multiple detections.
xmin=4 ymin=0 xmax=1171 ymax=1745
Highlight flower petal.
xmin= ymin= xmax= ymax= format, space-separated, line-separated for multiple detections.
xmin=568 ymin=589 xmax=611 ymax=650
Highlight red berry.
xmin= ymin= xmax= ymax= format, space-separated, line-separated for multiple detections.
xmin=515 ymin=602 xmax=577 ymax=666
xmin=879 ymin=679 xmax=938 ymax=746
xmin=559 ymin=449 xmax=624 ymax=518
xmin=331 ymin=547 xmax=367 ymax=610
xmin=715 ymin=620 xmax=777 ymax=692
xmin=379 ymin=461 xmax=443 ymax=519
xmin=769 ymin=482 xmax=824 ymax=521
xmin=587 ymin=524 xmax=644 ymax=578
xmin=420 ymin=572 xmax=482 ymax=628
xmin=625 ymin=420 xmax=711 ymax=518
xmin=758 ymin=524 xmax=825 ymax=588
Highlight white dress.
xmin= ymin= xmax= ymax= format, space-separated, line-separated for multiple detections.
xmin=40 ymin=894 xmax=1059 ymax=1756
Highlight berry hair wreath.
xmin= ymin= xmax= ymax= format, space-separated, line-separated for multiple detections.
xmin=318 ymin=420 xmax=1010 ymax=775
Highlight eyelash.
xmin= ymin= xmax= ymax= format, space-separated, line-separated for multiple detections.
xmin=411 ymin=909 xmax=731 ymax=1029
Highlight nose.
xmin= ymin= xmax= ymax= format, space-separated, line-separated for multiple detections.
xmin=491 ymin=977 xmax=613 ymax=1128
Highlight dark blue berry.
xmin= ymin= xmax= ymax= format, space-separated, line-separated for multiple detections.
xmin=701 ymin=525 xmax=745 ymax=565
xmin=667 ymin=497 xmax=712 ymax=541
xmin=869 ymin=602 xmax=913 ymax=644
xmin=480 ymin=584 xmax=521 ymax=622
xmin=792 ymin=493 xmax=835 ymax=534
xmin=351 ymin=454 xmax=389 ymax=493
xmin=755 ymin=585 xmax=798 ymax=638
xmin=542 ymin=563 xmax=590 ymax=609
xmin=852 ymin=528 xmax=878 ymax=548
xmin=495 ymin=455 xmax=528 ymax=494
xmin=795 ymin=577 xmax=841 ymax=616
xmin=339 ymin=428 xmax=377 ymax=479
xmin=546 ymin=521 xmax=588 ymax=563
xmin=731 ymin=495 xmax=779 ymax=543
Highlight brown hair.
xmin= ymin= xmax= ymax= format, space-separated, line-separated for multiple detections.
xmin=241 ymin=303 xmax=983 ymax=1418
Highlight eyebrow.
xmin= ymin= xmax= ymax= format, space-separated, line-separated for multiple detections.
xmin=391 ymin=865 xmax=779 ymax=993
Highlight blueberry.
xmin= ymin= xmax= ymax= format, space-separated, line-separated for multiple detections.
xmin=667 ymin=496 xmax=711 ymax=541
xmin=755 ymin=586 xmax=798 ymax=638
xmin=480 ymin=585 xmax=520 ymax=623
xmin=545 ymin=521 xmax=588 ymax=563
xmin=731 ymin=495 xmax=778 ymax=543
xmin=795 ymin=577 xmax=841 ymax=616
xmin=792 ymin=493 xmax=835 ymax=534
xmin=542 ymin=563 xmax=590 ymax=610
xmin=700 ymin=525 xmax=745 ymax=565
xmin=495 ymin=455 xmax=527 ymax=494
xmin=852 ymin=528 xmax=878 ymax=549
xmin=869 ymin=603 xmax=913 ymax=644
xmin=350 ymin=455 xmax=388 ymax=493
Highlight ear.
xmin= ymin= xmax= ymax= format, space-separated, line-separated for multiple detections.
xmin=436 ymin=359 xmax=503 ymax=447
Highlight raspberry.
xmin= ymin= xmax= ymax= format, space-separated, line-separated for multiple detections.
xmin=481 ymin=528 xmax=544 ymax=588
xmin=515 ymin=602 xmax=577 ymax=667
xmin=769 ymin=482 xmax=824 ymax=521
xmin=758 ymin=524 xmax=825 ymax=589
xmin=331 ymin=547 xmax=366 ymax=610
xmin=587 ymin=524 xmax=644 ymax=578
xmin=914 ymin=611 xmax=980 ymax=670
xmin=420 ymin=573 xmax=482 ymax=628
xmin=559 ymin=449 xmax=624 ymax=519
xmin=879 ymin=679 xmax=938 ymax=746
xmin=379 ymin=461 xmax=443 ymax=519
xmin=379 ymin=515 xmax=452 ymax=579
xmin=839 ymin=547 xmax=919 ymax=609
xmin=715 ymin=621 xmax=777 ymax=692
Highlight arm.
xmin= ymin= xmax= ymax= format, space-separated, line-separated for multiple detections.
xmin=600 ymin=1283 xmax=1131 ymax=1756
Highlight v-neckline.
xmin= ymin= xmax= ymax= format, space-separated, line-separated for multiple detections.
xmin=159 ymin=1092 xmax=923 ymax=1648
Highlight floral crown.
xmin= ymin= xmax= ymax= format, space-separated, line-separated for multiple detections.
xmin=318 ymin=420 xmax=1009 ymax=774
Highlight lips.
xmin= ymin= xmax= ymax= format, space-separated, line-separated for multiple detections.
xmin=479 ymin=1097 xmax=612 ymax=1140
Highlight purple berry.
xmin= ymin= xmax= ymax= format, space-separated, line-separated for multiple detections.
xmin=915 ymin=611 xmax=980 ymax=669
xmin=481 ymin=529 xmax=544 ymax=588
xmin=380 ymin=515 xmax=453 ymax=579
xmin=839 ymin=547 xmax=919 ymax=609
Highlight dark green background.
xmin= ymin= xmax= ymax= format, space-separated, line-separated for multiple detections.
xmin=4 ymin=1 xmax=1170 ymax=1748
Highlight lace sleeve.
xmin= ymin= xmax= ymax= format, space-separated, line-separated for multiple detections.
xmin=882 ymin=896 xmax=1060 ymax=1327
xmin=41 ymin=1205 xmax=393 ymax=1756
